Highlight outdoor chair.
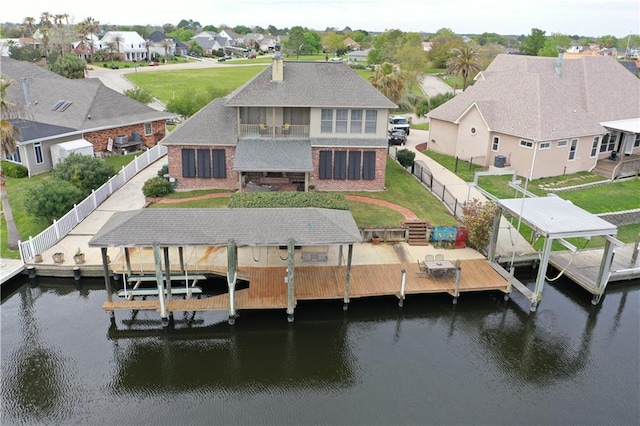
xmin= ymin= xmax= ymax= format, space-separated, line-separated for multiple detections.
xmin=259 ymin=123 xmax=268 ymax=136
xmin=425 ymin=254 xmax=435 ymax=262
xmin=282 ymin=123 xmax=291 ymax=135
xmin=435 ymin=254 xmax=445 ymax=261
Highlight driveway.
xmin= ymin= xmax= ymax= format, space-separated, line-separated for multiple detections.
xmin=420 ymin=74 xmax=454 ymax=98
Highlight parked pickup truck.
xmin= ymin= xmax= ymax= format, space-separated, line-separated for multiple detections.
xmin=388 ymin=115 xmax=410 ymax=135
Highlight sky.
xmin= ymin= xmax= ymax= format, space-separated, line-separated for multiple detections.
xmin=6 ymin=0 xmax=640 ymax=38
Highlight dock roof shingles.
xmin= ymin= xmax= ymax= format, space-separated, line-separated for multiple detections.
xmin=89 ymin=208 xmax=363 ymax=247
xmin=224 ymin=61 xmax=397 ymax=108
xmin=429 ymin=55 xmax=640 ymax=141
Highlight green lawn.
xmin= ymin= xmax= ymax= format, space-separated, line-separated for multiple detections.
xmin=126 ymin=66 xmax=267 ymax=104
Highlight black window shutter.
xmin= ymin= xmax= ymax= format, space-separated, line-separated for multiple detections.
xmin=182 ymin=149 xmax=195 ymax=178
xmin=334 ymin=151 xmax=346 ymax=179
xmin=319 ymin=151 xmax=332 ymax=179
xmin=213 ymin=149 xmax=227 ymax=178
xmin=197 ymin=149 xmax=211 ymax=178
xmin=363 ymin=151 xmax=376 ymax=180
xmin=348 ymin=151 xmax=361 ymax=180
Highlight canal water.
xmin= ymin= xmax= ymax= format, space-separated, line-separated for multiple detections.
xmin=1 ymin=272 xmax=638 ymax=425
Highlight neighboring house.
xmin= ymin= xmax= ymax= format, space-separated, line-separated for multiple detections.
xmin=72 ymin=34 xmax=100 ymax=60
xmin=193 ymin=31 xmax=219 ymax=39
xmin=191 ymin=35 xmax=228 ymax=55
xmin=219 ymin=28 xmax=241 ymax=46
xmin=343 ymin=37 xmax=361 ymax=50
xmin=146 ymin=31 xmax=176 ymax=58
xmin=347 ymin=49 xmax=370 ymax=63
xmin=2 ymin=57 xmax=176 ymax=175
xmin=427 ymin=54 xmax=640 ymax=180
xmin=161 ymin=53 xmax=396 ymax=192
xmin=422 ymin=42 xmax=433 ymax=52
xmin=99 ymin=31 xmax=147 ymax=61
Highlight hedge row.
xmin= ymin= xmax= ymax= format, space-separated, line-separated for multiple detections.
xmin=1 ymin=160 xmax=28 ymax=178
xmin=228 ymin=192 xmax=350 ymax=210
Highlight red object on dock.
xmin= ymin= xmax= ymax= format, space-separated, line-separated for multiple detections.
xmin=455 ymin=227 xmax=467 ymax=248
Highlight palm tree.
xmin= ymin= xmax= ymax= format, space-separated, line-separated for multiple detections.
xmin=81 ymin=17 xmax=100 ymax=56
xmin=39 ymin=12 xmax=53 ymax=57
xmin=369 ymin=62 xmax=407 ymax=105
xmin=161 ymin=39 xmax=173 ymax=59
xmin=446 ymin=45 xmax=481 ymax=91
xmin=110 ymin=32 xmax=124 ymax=61
xmin=23 ymin=16 xmax=36 ymax=36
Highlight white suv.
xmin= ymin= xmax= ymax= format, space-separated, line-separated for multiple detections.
xmin=388 ymin=115 xmax=410 ymax=135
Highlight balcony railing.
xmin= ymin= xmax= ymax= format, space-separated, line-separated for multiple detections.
xmin=240 ymin=124 xmax=310 ymax=139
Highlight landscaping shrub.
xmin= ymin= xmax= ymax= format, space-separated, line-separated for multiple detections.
xmin=124 ymin=87 xmax=153 ymax=104
xmin=157 ymin=164 xmax=169 ymax=178
xmin=1 ymin=160 xmax=28 ymax=178
xmin=229 ymin=192 xmax=350 ymax=210
xmin=142 ymin=177 xmax=174 ymax=198
xmin=24 ymin=179 xmax=83 ymax=224
xmin=462 ymin=198 xmax=497 ymax=251
xmin=396 ymin=149 xmax=416 ymax=168
xmin=52 ymin=153 xmax=115 ymax=197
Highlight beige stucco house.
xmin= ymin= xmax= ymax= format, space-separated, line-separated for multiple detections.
xmin=427 ymin=54 xmax=640 ymax=180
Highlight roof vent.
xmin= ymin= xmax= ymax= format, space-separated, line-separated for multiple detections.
xmin=555 ymin=49 xmax=565 ymax=76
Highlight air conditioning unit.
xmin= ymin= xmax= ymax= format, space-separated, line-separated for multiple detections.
xmin=115 ymin=135 xmax=128 ymax=145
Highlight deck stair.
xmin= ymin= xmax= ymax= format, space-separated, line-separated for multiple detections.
xmin=404 ymin=220 xmax=429 ymax=246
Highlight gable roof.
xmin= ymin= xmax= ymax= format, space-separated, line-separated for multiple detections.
xmin=429 ymin=55 xmax=640 ymax=141
xmin=161 ymin=98 xmax=237 ymax=146
xmin=147 ymin=31 xmax=171 ymax=42
xmin=2 ymin=57 xmax=174 ymax=142
xmin=224 ymin=60 xmax=396 ymax=108
xmin=88 ymin=208 xmax=363 ymax=247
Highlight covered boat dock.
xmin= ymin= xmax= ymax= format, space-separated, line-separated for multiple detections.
xmin=488 ymin=195 xmax=622 ymax=311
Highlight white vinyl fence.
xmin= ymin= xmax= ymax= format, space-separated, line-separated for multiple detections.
xmin=18 ymin=144 xmax=167 ymax=262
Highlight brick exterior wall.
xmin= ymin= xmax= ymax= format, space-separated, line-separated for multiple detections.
xmin=167 ymin=145 xmax=239 ymax=190
xmin=310 ymin=147 xmax=387 ymax=191
xmin=166 ymin=145 xmax=387 ymax=192
xmin=84 ymin=120 xmax=166 ymax=152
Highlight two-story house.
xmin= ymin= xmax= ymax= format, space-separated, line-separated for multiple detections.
xmin=99 ymin=31 xmax=147 ymax=62
xmin=161 ymin=51 xmax=396 ymax=191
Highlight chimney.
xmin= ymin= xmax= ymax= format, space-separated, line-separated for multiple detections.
xmin=272 ymin=43 xmax=284 ymax=82
xmin=21 ymin=77 xmax=31 ymax=107
xmin=555 ymin=48 xmax=565 ymax=76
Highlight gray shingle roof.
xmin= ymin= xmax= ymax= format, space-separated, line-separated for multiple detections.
xmin=233 ymin=139 xmax=313 ymax=171
xmin=2 ymin=57 xmax=175 ymax=142
xmin=161 ymin=98 xmax=238 ymax=146
xmin=88 ymin=208 xmax=363 ymax=247
xmin=428 ymin=55 xmax=640 ymax=141
xmin=225 ymin=61 xmax=397 ymax=108
xmin=310 ymin=136 xmax=387 ymax=148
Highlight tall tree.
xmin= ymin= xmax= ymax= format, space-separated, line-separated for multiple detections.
xmin=80 ymin=17 xmax=100 ymax=56
xmin=39 ymin=12 xmax=53 ymax=57
xmin=110 ymin=32 xmax=125 ymax=60
xmin=22 ymin=17 xmax=36 ymax=36
xmin=521 ymin=28 xmax=546 ymax=55
xmin=446 ymin=45 xmax=481 ymax=91
xmin=285 ymin=26 xmax=306 ymax=59
xmin=540 ymin=33 xmax=572 ymax=57
xmin=369 ymin=62 xmax=406 ymax=105
xmin=48 ymin=54 xmax=86 ymax=79
xmin=1 ymin=76 xmax=23 ymax=249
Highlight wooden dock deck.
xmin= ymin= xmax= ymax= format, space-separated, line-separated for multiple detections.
xmin=103 ymin=259 xmax=510 ymax=314
xmin=548 ymin=243 xmax=640 ymax=295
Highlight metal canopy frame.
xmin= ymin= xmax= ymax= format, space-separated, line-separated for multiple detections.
xmin=489 ymin=195 xmax=619 ymax=311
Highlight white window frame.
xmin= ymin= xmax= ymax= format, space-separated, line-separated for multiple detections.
xmin=364 ymin=110 xmax=377 ymax=134
xmin=34 ymin=142 xmax=44 ymax=164
xmin=590 ymin=136 xmax=599 ymax=157
xmin=519 ymin=140 xmax=533 ymax=149
xmin=335 ymin=109 xmax=348 ymax=133
xmin=491 ymin=136 xmax=499 ymax=152
xmin=350 ymin=109 xmax=363 ymax=133
xmin=557 ymin=140 xmax=568 ymax=148
xmin=321 ymin=109 xmax=333 ymax=133
xmin=470 ymin=126 xmax=477 ymax=135
xmin=539 ymin=141 xmax=551 ymax=150
xmin=568 ymin=138 xmax=578 ymax=161
xmin=144 ymin=122 xmax=153 ymax=135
